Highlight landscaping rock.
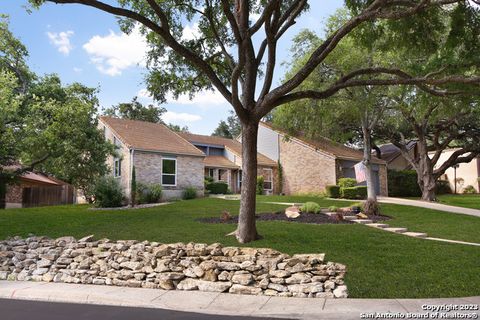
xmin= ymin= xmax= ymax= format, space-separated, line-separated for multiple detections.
xmin=285 ymin=206 xmax=301 ymax=219
xmin=0 ymin=235 xmax=347 ymax=298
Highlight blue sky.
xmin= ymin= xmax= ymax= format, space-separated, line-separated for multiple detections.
xmin=2 ymin=1 xmax=343 ymax=134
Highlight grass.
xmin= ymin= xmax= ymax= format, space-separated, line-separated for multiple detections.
xmin=1 ymin=197 xmax=479 ymax=299
xmin=436 ymin=194 xmax=480 ymax=210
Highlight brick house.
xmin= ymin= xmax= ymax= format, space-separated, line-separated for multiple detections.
xmin=99 ymin=117 xmax=388 ymax=199
xmin=99 ymin=117 xmax=278 ymax=199
xmin=255 ymin=122 xmax=388 ymax=196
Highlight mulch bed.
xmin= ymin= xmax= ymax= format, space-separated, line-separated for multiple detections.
xmin=197 ymin=211 xmax=391 ymax=225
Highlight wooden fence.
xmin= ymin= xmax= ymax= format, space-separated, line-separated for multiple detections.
xmin=22 ymin=185 xmax=75 ymax=208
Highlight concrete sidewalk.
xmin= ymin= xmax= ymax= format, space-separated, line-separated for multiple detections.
xmin=1 ymin=281 xmax=478 ymax=320
xmin=377 ymin=197 xmax=480 ymax=217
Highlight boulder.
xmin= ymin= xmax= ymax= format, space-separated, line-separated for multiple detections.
xmin=285 ymin=206 xmax=301 ymax=219
xmin=229 ymin=284 xmax=262 ymax=295
xmin=333 ymin=285 xmax=348 ymax=298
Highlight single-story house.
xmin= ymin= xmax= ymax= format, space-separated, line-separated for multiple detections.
xmin=5 ymin=171 xmax=74 ymax=208
xmin=99 ymin=117 xmax=388 ymax=199
xmin=377 ymin=142 xmax=418 ymax=171
xmin=254 ymin=122 xmax=388 ymax=196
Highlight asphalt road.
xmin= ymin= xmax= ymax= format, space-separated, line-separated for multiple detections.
xmin=1 ymin=298 xmax=285 ymax=320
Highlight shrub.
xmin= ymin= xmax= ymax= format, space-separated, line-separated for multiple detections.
xmin=328 ymin=205 xmax=338 ymax=212
xmin=256 ymin=176 xmax=264 ymax=195
xmin=338 ymin=178 xmax=357 ymax=188
xmin=463 ymin=185 xmax=477 ymax=194
xmin=300 ymin=202 xmax=321 ymax=214
xmin=341 ymin=186 xmax=367 ymax=199
xmin=325 ymin=185 xmax=340 ymax=198
xmin=206 ymin=182 xmax=228 ymax=194
xmin=182 ymin=187 xmax=197 ymax=200
xmin=93 ymin=176 xmax=123 ymax=208
xmin=137 ymin=183 xmax=162 ymax=204
xmin=387 ymin=170 xmax=421 ymax=197
xmin=436 ymin=180 xmax=452 ymax=194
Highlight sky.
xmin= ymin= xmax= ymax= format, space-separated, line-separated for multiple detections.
xmin=1 ymin=1 xmax=343 ymax=135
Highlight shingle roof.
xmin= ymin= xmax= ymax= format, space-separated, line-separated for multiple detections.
xmin=379 ymin=141 xmax=417 ymax=163
xmin=204 ymin=156 xmax=240 ymax=169
xmin=100 ymin=117 xmax=205 ymax=157
xmin=178 ymin=132 xmax=277 ymax=167
xmin=260 ymin=122 xmax=386 ymax=165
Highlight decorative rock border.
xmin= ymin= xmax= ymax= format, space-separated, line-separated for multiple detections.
xmin=0 ymin=235 xmax=348 ymax=298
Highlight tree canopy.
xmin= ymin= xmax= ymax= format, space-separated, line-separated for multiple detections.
xmin=103 ymin=97 xmax=167 ymax=123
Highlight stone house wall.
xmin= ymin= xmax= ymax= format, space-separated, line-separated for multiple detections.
xmin=279 ymin=138 xmax=337 ymax=195
xmin=134 ymin=151 xmax=205 ymax=199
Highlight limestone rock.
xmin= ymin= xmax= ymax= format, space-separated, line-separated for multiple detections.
xmin=285 ymin=206 xmax=301 ymax=219
xmin=333 ymin=285 xmax=348 ymax=298
xmin=197 ymin=280 xmax=231 ymax=292
xmin=229 ymin=284 xmax=262 ymax=295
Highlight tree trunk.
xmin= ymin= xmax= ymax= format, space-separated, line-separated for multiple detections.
xmin=236 ymin=121 xmax=261 ymax=243
xmin=0 ymin=177 xmax=6 ymax=210
xmin=362 ymin=124 xmax=377 ymax=201
xmin=419 ymin=169 xmax=437 ymax=201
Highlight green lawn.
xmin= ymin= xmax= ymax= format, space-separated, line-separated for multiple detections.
xmin=436 ymin=194 xmax=480 ymax=210
xmin=1 ymin=197 xmax=479 ymax=299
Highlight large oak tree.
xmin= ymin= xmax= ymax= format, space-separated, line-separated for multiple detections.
xmin=31 ymin=0 xmax=480 ymax=242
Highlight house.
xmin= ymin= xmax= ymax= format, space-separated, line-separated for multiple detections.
xmin=377 ymin=142 xmax=418 ymax=171
xmin=431 ymin=149 xmax=480 ymax=193
xmin=5 ymin=170 xmax=74 ymax=208
xmin=99 ymin=117 xmax=389 ymax=199
xmin=178 ymin=132 xmax=278 ymax=194
xmin=99 ymin=117 xmax=206 ymax=200
xmin=255 ymin=122 xmax=389 ymax=196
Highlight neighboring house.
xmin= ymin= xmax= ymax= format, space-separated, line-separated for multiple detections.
xmin=255 ymin=122 xmax=388 ymax=196
xmin=5 ymin=171 xmax=74 ymax=208
xmin=178 ymin=133 xmax=278 ymax=194
xmin=99 ymin=117 xmax=206 ymax=200
xmin=377 ymin=142 xmax=418 ymax=170
xmin=431 ymin=149 xmax=480 ymax=193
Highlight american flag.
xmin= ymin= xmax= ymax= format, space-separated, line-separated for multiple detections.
xmin=354 ymin=162 xmax=367 ymax=183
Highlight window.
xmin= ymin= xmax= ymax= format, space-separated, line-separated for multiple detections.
xmin=114 ymin=158 xmax=122 ymax=177
xmin=237 ymin=170 xmax=242 ymax=189
xmin=162 ymin=158 xmax=176 ymax=186
xmin=263 ymin=168 xmax=273 ymax=191
xmin=208 ymin=168 xmax=215 ymax=178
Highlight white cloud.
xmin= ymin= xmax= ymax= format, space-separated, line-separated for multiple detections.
xmin=167 ymin=90 xmax=226 ymax=106
xmin=83 ymin=26 xmax=148 ymax=76
xmin=137 ymin=88 xmax=153 ymax=100
xmin=73 ymin=67 xmax=82 ymax=73
xmin=47 ymin=30 xmax=74 ymax=55
xmin=182 ymin=22 xmax=200 ymax=41
xmin=163 ymin=111 xmax=202 ymax=123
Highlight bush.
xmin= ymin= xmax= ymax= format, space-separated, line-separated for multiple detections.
xmin=387 ymin=170 xmax=421 ymax=197
xmin=436 ymin=180 xmax=452 ymax=195
xmin=182 ymin=187 xmax=197 ymax=200
xmin=341 ymin=186 xmax=367 ymax=199
xmin=93 ymin=176 xmax=123 ymax=208
xmin=338 ymin=178 xmax=357 ymax=188
xmin=325 ymin=185 xmax=340 ymax=198
xmin=206 ymin=182 xmax=229 ymax=194
xmin=256 ymin=176 xmax=264 ymax=195
xmin=463 ymin=185 xmax=476 ymax=194
xmin=137 ymin=183 xmax=162 ymax=204
xmin=328 ymin=205 xmax=338 ymax=212
xmin=300 ymin=202 xmax=321 ymax=214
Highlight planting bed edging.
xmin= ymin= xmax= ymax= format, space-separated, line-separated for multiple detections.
xmin=0 ymin=235 xmax=348 ymax=298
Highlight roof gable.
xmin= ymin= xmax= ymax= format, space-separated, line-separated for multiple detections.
xmin=100 ymin=117 xmax=205 ymax=157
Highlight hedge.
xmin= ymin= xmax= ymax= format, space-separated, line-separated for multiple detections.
xmin=387 ymin=170 xmax=421 ymax=197
xmin=206 ymin=182 xmax=229 ymax=194
xmin=338 ymin=178 xmax=357 ymax=188
xmin=325 ymin=185 xmax=340 ymax=198
xmin=340 ymin=186 xmax=367 ymax=199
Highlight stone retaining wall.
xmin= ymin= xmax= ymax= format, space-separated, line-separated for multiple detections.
xmin=0 ymin=236 xmax=348 ymax=298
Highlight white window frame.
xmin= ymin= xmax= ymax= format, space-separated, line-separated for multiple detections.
xmin=218 ymin=169 xmax=228 ymax=182
xmin=263 ymin=168 xmax=273 ymax=191
xmin=208 ymin=168 xmax=215 ymax=178
xmin=162 ymin=157 xmax=177 ymax=186
xmin=237 ymin=170 xmax=242 ymax=189
xmin=114 ymin=158 xmax=122 ymax=178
